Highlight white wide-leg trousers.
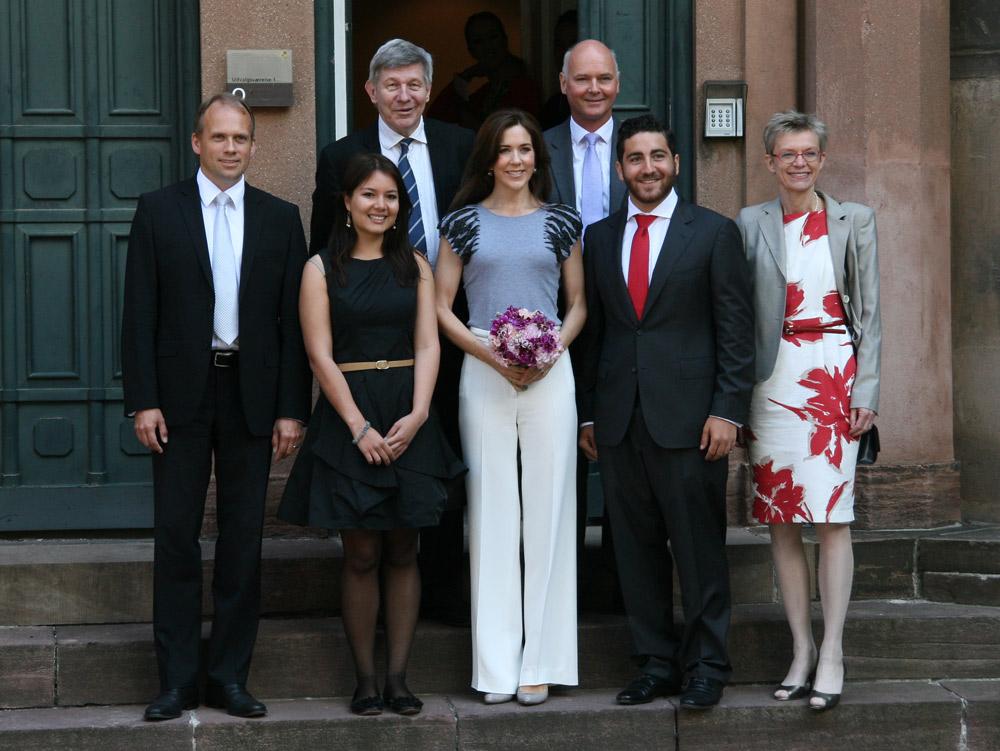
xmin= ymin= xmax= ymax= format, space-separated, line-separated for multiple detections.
xmin=460 ymin=331 xmax=578 ymax=693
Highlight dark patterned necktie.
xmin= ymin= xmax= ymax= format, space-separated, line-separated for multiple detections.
xmin=398 ymin=138 xmax=427 ymax=253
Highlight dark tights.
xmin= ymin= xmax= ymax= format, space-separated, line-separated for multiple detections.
xmin=340 ymin=528 xmax=421 ymax=700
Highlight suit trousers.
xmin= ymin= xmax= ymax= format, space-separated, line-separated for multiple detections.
xmin=151 ymin=362 xmax=272 ymax=690
xmin=598 ymin=404 xmax=732 ymax=683
xmin=460 ymin=331 xmax=578 ymax=692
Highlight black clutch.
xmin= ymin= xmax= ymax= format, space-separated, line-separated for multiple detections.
xmin=857 ymin=425 xmax=880 ymax=465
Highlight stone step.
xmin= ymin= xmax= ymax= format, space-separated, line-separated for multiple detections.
xmin=0 ymin=681 xmax=995 ymax=751
xmin=924 ymin=572 xmax=1000 ymax=606
xmin=920 ymin=528 xmax=1000 ymax=575
xmin=3 ymin=600 xmax=999 ymax=710
xmin=1 ymin=527 xmax=939 ymax=627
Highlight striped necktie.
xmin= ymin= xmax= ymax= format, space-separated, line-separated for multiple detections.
xmin=398 ymin=138 xmax=427 ymax=254
xmin=211 ymin=192 xmax=239 ymax=346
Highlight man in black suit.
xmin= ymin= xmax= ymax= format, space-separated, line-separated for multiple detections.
xmin=578 ymin=115 xmax=754 ymax=709
xmin=543 ymin=39 xmax=626 ymax=589
xmin=122 ymin=94 xmax=311 ymax=721
xmin=311 ymin=39 xmax=474 ymax=625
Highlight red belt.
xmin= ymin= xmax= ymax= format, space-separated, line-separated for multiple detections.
xmin=783 ymin=319 xmax=848 ymax=336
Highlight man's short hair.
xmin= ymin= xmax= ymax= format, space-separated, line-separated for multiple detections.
xmin=561 ymin=41 xmax=621 ymax=79
xmin=762 ymin=110 xmax=828 ymax=154
xmin=369 ymin=39 xmax=434 ymax=86
xmin=616 ymin=114 xmax=678 ymax=162
xmin=193 ymin=93 xmax=255 ymax=139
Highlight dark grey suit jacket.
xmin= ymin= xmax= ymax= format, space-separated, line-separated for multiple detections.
xmin=310 ymin=118 xmax=474 ymax=254
xmin=543 ymin=118 xmax=626 ymax=214
xmin=578 ymin=201 xmax=755 ymax=448
xmin=735 ymin=190 xmax=881 ymax=411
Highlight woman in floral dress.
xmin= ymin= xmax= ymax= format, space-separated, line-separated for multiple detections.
xmin=736 ymin=111 xmax=881 ymax=711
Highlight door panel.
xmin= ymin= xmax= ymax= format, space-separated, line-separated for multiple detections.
xmin=0 ymin=0 xmax=199 ymax=530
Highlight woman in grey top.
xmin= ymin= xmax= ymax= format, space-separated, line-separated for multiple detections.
xmin=435 ymin=109 xmax=586 ymax=706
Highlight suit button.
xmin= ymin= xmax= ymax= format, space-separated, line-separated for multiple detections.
xmin=636 ymin=329 xmax=642 ymax=335
xmin=842 ymin=294 xmax=850 ymax=303
xmin=631 ymin=367 xmax=637 ymax=373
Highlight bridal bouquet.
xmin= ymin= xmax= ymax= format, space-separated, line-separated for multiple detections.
xmin=488 ymin=306 xmax=563 ymax=369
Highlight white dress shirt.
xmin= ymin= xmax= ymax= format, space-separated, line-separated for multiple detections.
xmin=569 ymin=116 xmax=615 ymax=217
xmin=197 ymin=168 xmax=245 ymax=349
xmin=620 ymin=189 xmax=678 ymax=282
xmin=377 ymin=116 xmax=441 ymax=266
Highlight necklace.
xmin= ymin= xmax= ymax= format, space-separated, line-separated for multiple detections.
xmin=782 ymin=191 xmax=822 ymax=215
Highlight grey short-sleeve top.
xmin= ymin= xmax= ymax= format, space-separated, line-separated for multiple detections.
xmin=439 ymin=203 xmax=581 ymax=331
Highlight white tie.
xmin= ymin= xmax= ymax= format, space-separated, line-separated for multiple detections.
xmin=212 ymin=193 xmax=239 ymax=346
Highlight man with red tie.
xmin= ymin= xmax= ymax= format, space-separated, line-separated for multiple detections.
xmin=577 ymin=115 xmax=754 ymax=709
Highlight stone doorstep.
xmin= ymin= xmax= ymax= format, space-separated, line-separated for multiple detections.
xmin=0 ymin=683 xmax=997 ymax=751
xmin=4 ymin=600 xmax=1000 ymax=710
xmin=920 ymin=535 xmax=1000 ymax=575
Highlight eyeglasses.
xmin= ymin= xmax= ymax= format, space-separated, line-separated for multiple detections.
xmin=771 ymin=150 xmax=822 ymax=164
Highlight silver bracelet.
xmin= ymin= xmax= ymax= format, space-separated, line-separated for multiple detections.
xmin=351 ymin=420 xmax=371 ymax=445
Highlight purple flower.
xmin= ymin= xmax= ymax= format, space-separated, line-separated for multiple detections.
xmin=488 ymin=306 xmax=564 ymax=369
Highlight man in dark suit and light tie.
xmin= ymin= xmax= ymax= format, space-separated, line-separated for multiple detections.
xmin=578 ymin=115 xmax=754 ymax=709
xmin=543 ymin=39 xmax=626 ymax=584
xmin=122 ymin=94 xmax=311 ymax=721
xmin=311 ymin=39 xmax=474 ymax=625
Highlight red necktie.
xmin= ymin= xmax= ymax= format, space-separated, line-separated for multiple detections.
xmin=627 ymin=214 xmax=656 ymax=318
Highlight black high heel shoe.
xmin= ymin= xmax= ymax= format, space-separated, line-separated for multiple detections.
xmin=809 ymin=663 xmax=846 ymax=711
xmin=774 ymin=666 xmax=816 ymax=701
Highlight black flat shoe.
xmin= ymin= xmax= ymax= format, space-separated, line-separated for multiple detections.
xmin=144 ymin=687 xmax=199 ymax=721
xmin=679 ymin=677 xmax=725 ymax=709
xmin=774 ymin=666 xmax=817 ymax=701
xmin=350 ymin=693 xmax=384 ymax=716
xmin=616 ymin=673 xmax=683 ymax=705
xmin=204 ymin=683 xmax=267 ymax=718
xmin=385 ymin=693 xmax=423 ymax=716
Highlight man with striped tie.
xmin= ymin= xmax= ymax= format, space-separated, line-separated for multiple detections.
xmin=122 ymin=94 xmax=311 ymax=721
xmin=311 ymin=39 xmax=474 ymax=625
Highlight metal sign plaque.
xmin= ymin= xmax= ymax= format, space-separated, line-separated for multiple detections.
xmin=226 ymin=49 xmax=293 ymax=107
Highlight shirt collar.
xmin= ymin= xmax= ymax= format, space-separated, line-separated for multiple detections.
xmin=626 ymin=188 xmax=678 ymax=222
xmin=197 ymin=168 xmax=245 ymax=209
xmin=378 ymin=115 xmax=428 ymax=150
xmin=569 ymin=115 xmax=615 ymax=147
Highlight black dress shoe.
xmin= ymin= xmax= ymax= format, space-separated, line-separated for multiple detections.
xmin=679 ymin=677 xmax=725 ymax=709
xmin=616 ymin=673 xmax=683 ymax=705
xmin=204 ymin=683 xmax=267 ymax=718
xmin=144 ymin=687 xmax=198 ymax=721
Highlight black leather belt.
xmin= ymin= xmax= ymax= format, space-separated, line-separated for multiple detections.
xmin=212 ymin=350 xmax=238 ymax=368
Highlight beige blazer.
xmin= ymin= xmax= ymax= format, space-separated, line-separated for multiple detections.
xmin=735 ymin=190 xmax=881 ymax=412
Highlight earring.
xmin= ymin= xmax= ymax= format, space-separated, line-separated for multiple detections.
xmin=487 ymin=169 xmax=494 ymax=177
xmin=346 ymin=214 xmax=352 ymax=228
xmin=391 ymin=223 xmax=397 ymax=230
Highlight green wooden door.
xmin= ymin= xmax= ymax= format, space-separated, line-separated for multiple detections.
xmin=582 ymin=0 xmax=694 ymax=200
xmin=0 ymin=0 xmax=200 ymax=530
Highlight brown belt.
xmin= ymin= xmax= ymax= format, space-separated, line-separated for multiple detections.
xmin=338 ymin=358 xmax=414 ymax=373
xmin=783 ymin=319 xmax=848 ymax=336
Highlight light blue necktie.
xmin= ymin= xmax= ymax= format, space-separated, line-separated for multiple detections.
xmin=398 ymin=138 xmax=428 ymax=256
xmin=580 ymin=132 xmax=604 ymax=228
xmin=212 ymin=192 xmax=239 ymax=347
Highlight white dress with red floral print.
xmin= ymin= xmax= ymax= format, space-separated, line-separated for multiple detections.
xmin=749 ymin=210 xmax=858 ymax=525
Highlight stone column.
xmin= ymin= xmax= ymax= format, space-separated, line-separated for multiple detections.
xmin=799 ymin=0 xmax=957 ymax=526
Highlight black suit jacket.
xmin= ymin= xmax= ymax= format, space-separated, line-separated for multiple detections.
xmin=578 ymin=201 xmax=754 ymax=448
xmin=310 ymin=118 xmax=475 ymax=253
xmin=122 ymin=177 xmax=312 ymax=436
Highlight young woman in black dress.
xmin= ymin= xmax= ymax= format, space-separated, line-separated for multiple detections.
xmin=279 ymin=153 xmax=462 ymax=716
